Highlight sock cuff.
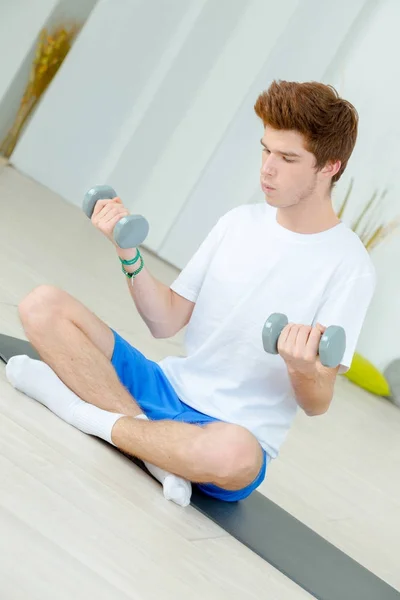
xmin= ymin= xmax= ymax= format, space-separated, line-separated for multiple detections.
xmin=73 ymin=405 xmax=124 ymax=446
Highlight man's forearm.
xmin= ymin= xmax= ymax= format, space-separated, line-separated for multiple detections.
xmin=118 ymin=248 xmax=174 ymax=338
xmin=287 ymin=364 xmax=337 ymax=416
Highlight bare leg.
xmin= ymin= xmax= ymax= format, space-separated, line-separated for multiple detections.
xmin=112 ymin=418 xmax=264 ymax=490
xmin=19 ymin=285 xmax=141 ymax=417
xmin=18 ymin=285 xmax=263 ymax=489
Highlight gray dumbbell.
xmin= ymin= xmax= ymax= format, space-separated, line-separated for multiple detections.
xmin=83 ymin=185 xmax=149 ymax=249
xmin=262 ymin=313 xmax=346 ymax=368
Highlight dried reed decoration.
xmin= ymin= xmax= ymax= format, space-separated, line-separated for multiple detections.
xmin=0 ymin=23 xmax=80 ymax=158
xmin=336 ymin=178 xmax=400 ymax=251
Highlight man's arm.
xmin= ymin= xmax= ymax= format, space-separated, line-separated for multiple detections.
xmin=91 ymin=194 xmax=225 ymax=339
xmin=118 ymin=247 xmax=195 ymax=339
xmin=277 ymin=322 xmax=339 ymax=416
xmin=286 ymin=362 xmax=339 ymax=416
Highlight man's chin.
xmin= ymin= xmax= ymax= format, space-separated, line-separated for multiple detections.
xmin=265 ymin=195 xmax=280 ymax=207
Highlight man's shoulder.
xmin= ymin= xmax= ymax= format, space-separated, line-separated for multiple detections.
xmin=329 ymin=224 xmax=377 ymax=291
xmin=338 ymin=224 xmax=376 ymax=272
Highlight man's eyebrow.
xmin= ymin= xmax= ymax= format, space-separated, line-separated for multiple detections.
xmin=260 ymin=138 xmax=301 ymax=158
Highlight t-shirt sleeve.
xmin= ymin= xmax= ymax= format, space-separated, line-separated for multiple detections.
xmin=313 ymin=272 xmax=376 ymax=374
xmin=170 ymin=211 xmax=232 ymax=303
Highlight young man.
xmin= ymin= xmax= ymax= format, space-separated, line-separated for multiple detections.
xmin=7 ymin=80 xmax=376 ymax=507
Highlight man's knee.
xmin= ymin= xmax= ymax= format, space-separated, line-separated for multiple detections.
xmin=196 ymin=423 xmax=264 ymax=490
xmin=19 ymin=285 xmax=68 ymax=329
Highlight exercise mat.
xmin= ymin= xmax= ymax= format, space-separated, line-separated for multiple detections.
xmin=1 ymin=332 xmax=398 ymax=600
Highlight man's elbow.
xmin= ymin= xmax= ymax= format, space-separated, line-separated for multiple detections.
xmin=151 ymin=323 xmax=182 ymax=339
xmin=151 ymin=318 xmax=188 ymax=339
xmin=151 ymin=327 xmax=172 ymax=339
xmin=305 ymin=407 xmax=327 ymax=417
xmin=304 ymin=400 xmax=331 ymax=417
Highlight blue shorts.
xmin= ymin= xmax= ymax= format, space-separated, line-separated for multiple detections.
xmin=110 ymin=330 xmax=268 ymax=502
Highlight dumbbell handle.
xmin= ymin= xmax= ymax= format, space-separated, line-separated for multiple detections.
xmin=83 ymin=185 xmax=149 ymax=249
xmin=262 ymin=313 xmax=346 ymax=368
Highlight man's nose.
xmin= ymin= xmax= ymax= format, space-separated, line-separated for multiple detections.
xmin=261 ymin=155 xmax=276 ymax=176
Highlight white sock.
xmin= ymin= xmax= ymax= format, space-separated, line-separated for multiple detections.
xmin=6 ymin=355 xmax=192 ymax=507
xmin=6 ymin=355 xmax=122 ymax=443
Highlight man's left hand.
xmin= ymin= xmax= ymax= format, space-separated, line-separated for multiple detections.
xmin=277 ymin=322 xmax=327 ymax=375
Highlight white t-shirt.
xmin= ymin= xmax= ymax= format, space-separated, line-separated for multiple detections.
xmin=158 ymin=203 xmax=376 ymax=458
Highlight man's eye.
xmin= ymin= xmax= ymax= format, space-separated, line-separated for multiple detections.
xmin=283 ymin=157 xmax=294 ymax=163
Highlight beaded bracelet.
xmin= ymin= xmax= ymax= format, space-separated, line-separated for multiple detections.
xmin=121 ymin=253 xmax=144 ymax=279
xmin=119 ymin=248 xmax=140 ymax=266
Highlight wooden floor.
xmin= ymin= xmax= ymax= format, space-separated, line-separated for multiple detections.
xmin=0 ymin=161 xmax=399 ymax=599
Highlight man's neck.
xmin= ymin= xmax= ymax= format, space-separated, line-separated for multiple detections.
xmin=275 ymin=195 xmax=341 ymax=234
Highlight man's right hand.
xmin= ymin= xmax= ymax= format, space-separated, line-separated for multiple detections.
xmin=91 ymin=196 xmax=130 ymax=246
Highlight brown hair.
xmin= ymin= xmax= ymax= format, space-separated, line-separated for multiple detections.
xmin=254 ymin=80 xmax=358 ymax=184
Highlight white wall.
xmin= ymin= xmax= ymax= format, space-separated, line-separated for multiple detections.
xmin=0 ymin=0 xmax=58 ymax=141
xmin=0 ymin=0 xmax=56 ymax=101
xmin=321 ymin=0 xmax=400 ymax=370
xmin=159 ymin=0 xmax=369 ymax=267
xmin=0 ymin=0 xmax=97 ymax=147
xmin=109 ymin=0 xmax=300 ymax=251
xmin=10 ymin=0 xmax=367 ymax=250
xmin=11 ymin=0 xmax=213 ymax=203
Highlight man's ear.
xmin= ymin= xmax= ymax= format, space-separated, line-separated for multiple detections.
xmin=321 ymin=159 xmax=341 ymax=179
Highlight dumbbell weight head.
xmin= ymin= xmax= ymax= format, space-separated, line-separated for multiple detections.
xmin=262 ymin=313 xmax=288 ymax=354
xmin=262 ymin=313 xmax=346 ymax=369
xmin=113 ymin=215 xmax=149 ymax=249
xmin=83 ymin=184 xmax=150 ymax=248
xmin=319 ymin=325 xmax=346 ymax=368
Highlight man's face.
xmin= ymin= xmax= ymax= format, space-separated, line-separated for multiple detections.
xmin=260 ymin=126 xmax=324 ymax=207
